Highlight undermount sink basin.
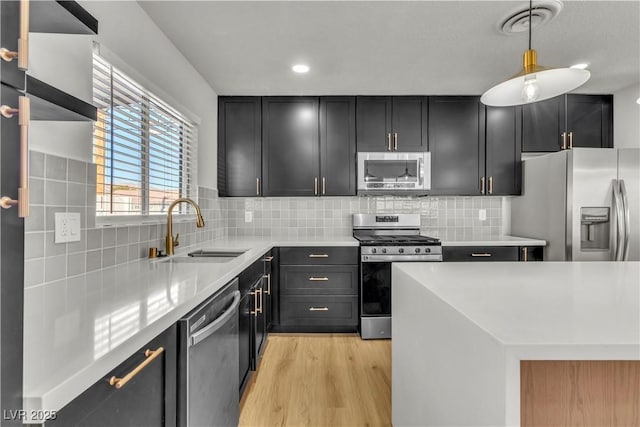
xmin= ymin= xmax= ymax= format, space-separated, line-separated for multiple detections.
xmin=187 ymin=249 xmax=248 ymax=258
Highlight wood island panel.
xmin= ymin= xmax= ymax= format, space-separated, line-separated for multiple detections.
xmin=521 ymin=360 xmax=640 ymax=427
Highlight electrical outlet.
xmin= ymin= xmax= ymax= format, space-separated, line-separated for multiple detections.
xmin=245 ymin=211 xmax=253 ymax=223
xmin=478 ymin=209 xmax=487 ymax=221
xmin=54 ymin=212 xmax=81 ymax=243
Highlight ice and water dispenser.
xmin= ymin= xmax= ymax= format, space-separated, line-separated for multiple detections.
xmin=580 ymin=207 xmax=610 ymax=250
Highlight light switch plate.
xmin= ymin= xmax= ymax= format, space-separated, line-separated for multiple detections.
xmin=478 ymin=209 xmax=487 ymax=221
xmin=55 ymin=212 xmax=81 ymax=243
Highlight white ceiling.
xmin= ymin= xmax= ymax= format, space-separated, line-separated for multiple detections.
xmin=138 ymin=1 xmax=640 ymax=96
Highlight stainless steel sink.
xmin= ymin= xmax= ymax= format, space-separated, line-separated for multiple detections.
xmin=187 ymin=249 xmax=247 ymax=258
xmin=163 ymin=256 xmax=237 ymax=264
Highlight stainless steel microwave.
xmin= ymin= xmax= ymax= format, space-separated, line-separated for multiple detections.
xmin=357 ymin=152 xmax=431 ymax=195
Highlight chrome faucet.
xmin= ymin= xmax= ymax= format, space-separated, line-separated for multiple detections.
xmin=165 ymin=197 xmax=205 ymax=256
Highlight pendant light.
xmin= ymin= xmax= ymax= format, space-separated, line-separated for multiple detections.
xmin=481 ymin=0 xmax=590 ymax=107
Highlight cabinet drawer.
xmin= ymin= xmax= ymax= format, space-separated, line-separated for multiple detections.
xmin=280 ymin=266 xmax=358 ymax=295
xmin=279 ymin=246 xmax=358 ymax=265
xmin=443 ymin=246 xmax=519 ymax=262
xmin=280 ymin=296 xmax=358 ymax=327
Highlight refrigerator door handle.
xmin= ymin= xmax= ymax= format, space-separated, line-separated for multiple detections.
xmin=619 ymin=179 xmax=631 ymax=261
xmin=612 ymin=180 xmax=625 ymax=261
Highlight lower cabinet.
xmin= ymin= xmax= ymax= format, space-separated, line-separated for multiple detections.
xmin=275 ymin=247 xmax=359 ymax=332
xmin=48 ymin=325 xmax=177 ymax=427
xmin=443 ymin=245 xmax=544 ymax=261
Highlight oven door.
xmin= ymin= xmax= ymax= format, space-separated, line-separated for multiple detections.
xmin=360 ymin=259 xmax=391 ymax=317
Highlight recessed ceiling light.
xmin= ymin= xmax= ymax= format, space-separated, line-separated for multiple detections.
xmin=570 ymin=63 xmax=589 ymax=70
xmin=292 ymin=64 xmax=310 ymax=74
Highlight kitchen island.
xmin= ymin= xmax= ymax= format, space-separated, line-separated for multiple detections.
xmin=392 ymin=261 xmax=640 ymax=427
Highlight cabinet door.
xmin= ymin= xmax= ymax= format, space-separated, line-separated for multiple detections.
xmin=218 ymin=97 xmax=262 ymax=196
xmin=485 ymin=106 xmax=522 ymax=195
xmin=262 ymin=97 xmax=319 ymax=196
xmin=1 ymin=84 xmax=24 ymax=427
xmin=49 ymin=325 xmax=177 ymax=427
xmin=238 ymin=291 xmax=253 ymax=396
xmin=263 ymin=250 xmax=276 ymax=329
xmin=320 ymin=96 xmax=356 ymax=196
xmin=521 ymin=95 xmax=564 ymax=152
xmin=356 ymin=96 xmax=392 ymax=152
xmin=428 ymin=96 xmax=485 ymax=195
xmin=566 ymin=94 xmax=613 ymax=148
xmin=0 ymin=1 xmax=25 ymax=90
xmin=443 ymin=246 xmax=520 ymax=262
xmin=391 ymin=96 xmax=428 ymax=152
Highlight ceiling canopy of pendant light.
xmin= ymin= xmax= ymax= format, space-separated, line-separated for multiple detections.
xmin=481 ymin=0 xmax=590 ymax=107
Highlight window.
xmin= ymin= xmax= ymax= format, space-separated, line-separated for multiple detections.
xmin=92 ymin=54 xmax=197 ymax=217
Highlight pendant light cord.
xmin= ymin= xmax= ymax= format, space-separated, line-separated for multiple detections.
xmin=528 ymin=0 xmax=533 ymax=50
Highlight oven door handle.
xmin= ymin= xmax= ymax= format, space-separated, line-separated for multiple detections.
xmin=361 ymin=254 xmax=442 ymax=262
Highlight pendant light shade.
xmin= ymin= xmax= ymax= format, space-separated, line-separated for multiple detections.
xmin=481 ymin=1 xmax=590 ymax=107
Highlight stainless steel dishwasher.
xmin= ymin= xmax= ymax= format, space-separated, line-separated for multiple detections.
xmin=178 ymin=278 xmax=240 ymax=427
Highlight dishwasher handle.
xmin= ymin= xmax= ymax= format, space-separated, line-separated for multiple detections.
xmin=190 ymin=290 xmax=241 ymax=347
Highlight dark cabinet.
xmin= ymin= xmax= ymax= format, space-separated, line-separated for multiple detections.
xmin=522 ymin=94 xmax=613 ymax=152
xmin=429 ymin=96 xmax=485 ymax=195
xmin=485 ymin=106 xmax=522 ymax=195
xmin=276 ymin=246 xmax=358 ymax=332
xmin=218 ymin=97 xmax=262 ymax=196
xmin=356 ymin=96 xmax=427 ymax=152
xmin=443 ymin=245 xmax=544 ymax=262
xmin=262 ymin=249 xmax=278 ymax=329
xmin=319 ymin=96 xmax=356 ymax=195
xmin=49 ymin=325 xmax=177 ymax=427
xmin=262 ymin=97 xmax=319 ymax=196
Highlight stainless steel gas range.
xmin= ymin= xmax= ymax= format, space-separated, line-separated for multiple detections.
xmin=353 ymin=214 xmax=442 ymax=339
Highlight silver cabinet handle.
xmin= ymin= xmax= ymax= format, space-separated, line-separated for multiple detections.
xmin=308 ymin=254 xmax=329 ymax=258
xmin=0 ymin=0 xmax=29 ymax=70
xmin=480 ymin=176 xmax=485 ymax=195
xmin=561 ymin=132 xmax=567 ymax=150
xmin=308 ymin=277 xmax=329 ymax=281
xmin=262 ymin=256 xmax=273 ymax=262
xmin=471 ymin=253 xmax=492 ymax=257
xmin=0 ymin=96 xmax=30 ymax=217
xmin=256 ymin=177 xmax=260 ymax=196
xmin=322 ymin=177 xmax=326 ymax=195
xmin=488 ymin=176 xmax=493 ymax=195
xmin=393 ymin=132 xmax=398 ymax=150
xmin=309 ymin=307 xmax=329 ymax=311
xmin=387 ymin=133 xmax=392 ymax=151
xmin=522 ymin=247 xmax=529 ymax=262
xmin=314 ymin=177 xmax=318 ymax=196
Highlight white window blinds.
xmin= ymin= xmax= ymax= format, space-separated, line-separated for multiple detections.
xmin=92 ymin=54 xmax=197 ymax=216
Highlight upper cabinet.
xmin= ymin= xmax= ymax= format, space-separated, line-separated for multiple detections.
xmin=1 ymin=0 xmax=97 ymax=121
xmin=522 ymin=94 xmax=613 ymax=152
xmin=428 ymin=96 xmax=485 ymax=195
xmin=262 ymin=97 xmax=320 ymax=197
xmin=319 ymin=96 xmax=356 ymax=196
xmin=485 ymin=105 xmax=522 ymax=195
xmin=218 ymin=97 xmax=262 ymax=197
xmin=356 ymin=96 xmax=427 ymax=152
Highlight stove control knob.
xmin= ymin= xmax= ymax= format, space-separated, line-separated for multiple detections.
xmin=371 ymin=248 xmax=377 ymax=254
xmin=425 ymin=248 xmax=431 ymax=253
xmin=415 ymin=248 xmax=421 ymax=253
xmin=398 ymin=248 xmax=404 ymax=254
xmin=382 ymin=248 xmax=387 ymax=254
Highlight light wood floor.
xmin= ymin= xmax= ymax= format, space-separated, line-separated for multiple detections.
xmin=239 ymin=334 xmax=391 ymax=427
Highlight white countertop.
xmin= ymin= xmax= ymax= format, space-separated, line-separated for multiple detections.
xmin=23 ymin=236 xmax=358 ymax=417
xmin=391 ymin=261 xmax=640 ymax=427
xmin=440 ymin=235 xmax=546 ymax=246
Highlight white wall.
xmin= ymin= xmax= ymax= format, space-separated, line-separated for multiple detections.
xmin=30 ymin=1 xmax=219 ymax=188
xmin=613 ymin=83 xmax=640 ymax=149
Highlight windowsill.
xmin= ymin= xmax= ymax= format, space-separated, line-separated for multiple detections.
xmin=95 ymin=213 xmax=200 ymax=228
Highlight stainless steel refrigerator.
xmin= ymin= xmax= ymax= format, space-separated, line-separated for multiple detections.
xmin=511 ymin=148 xmax=639 ymax=261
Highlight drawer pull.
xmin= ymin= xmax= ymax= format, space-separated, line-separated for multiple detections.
xmin=264 ymin=273 xmax=271 ymax=295
xmin=263 ymin=256 xmax=274 ymax=262
xmin=109 ymin=347 xmax=165 ymax=389
xmin=308 ymin=254 xmax=329 ymax=258
xmin=309 ymin=307 xmax=329 ymax=311
xmin=471 ymin=253 xmax=492 ymax=257
xmin=308 ymin=276 xmax=329 ymax=282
